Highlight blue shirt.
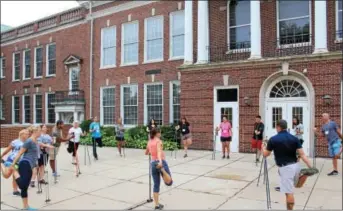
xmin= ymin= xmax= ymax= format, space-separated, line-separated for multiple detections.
xmin=20 ymin=138 xmax=39 ymax=169
xmin=7 ymin=139 xmax=24 ymax=163
xmin=90 ymin=122 xmax=101 ymax=138
xmin=321 ymin=121 xmax=340 ymax=145
xmin=37 ymin=134 xmax=53 ymax=154
xmin=266 ymin=130 xmax=302 ymax=167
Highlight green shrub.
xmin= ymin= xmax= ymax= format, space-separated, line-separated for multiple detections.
xmin=80 ymin=119 xmax=93 ymax=132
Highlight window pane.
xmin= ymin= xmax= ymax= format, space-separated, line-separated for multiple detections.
xmin=47 ymin=94 xmax=56 ymax=123
xmin=338 ymin=11 xmax=342 ymax=33
xmin=147 ymin=17 xmax=163 ymax=40
xmin=102 ymin=88 xmax=115 ymax=125
xmin=123 ymin=22 xmax=138 ymax=44
xmin=102 ymin=27 xmax=116 ymax=66
xmin=35 ymin=95 xmax=43 ymax=124
xmin=279 ymin=17 xmax=310 ymax=44
xmin=24 ymin=96 xmax=30 ymax=123
xmin=217 ymin=89 xmax=238 ymax=102
xmin=172 ymin=35 xmax=184 ymax=57
xmin=14 ymin=97 xmax=20 ymax=123
xmin=103 ymin=47 xmax=116 ymax=66
xmin=339 ymin=0 xmax=342 ymax=11
xmin=229 ymin=26 xmax=251 ymax=48
xmin=36 ymin=48 xmax=43 ymax=77
xmin=229 ymin=0 xmax=250 ymax=26
xmin=124 ymin=43 xmax=139 ymax=64
xmin=103 ymin=27 xmax=116 ymax=48
xmin=272 ymin=107 xmax=283 ymax=129
xmin=172 ymin=83 xmax=180 ymax=124
xmin=48 ymin=44 xmax=56 ymax=75
xmin=146 ymin=84 xmax=163 ymax=125
xmin=147 ymin=39 xmax=163 ymax=60
xmin=103 ymin=107 xmax=115 ymax=125
xmin=279 ymin=0 xmax=309 ymax=20
xmin=221 ymin=108 xmax=233 ymax=126
xmin=14 ymin=54 xmax=20 ymax=80
xmin=25 ymin=51 xmax=30 ymax=78
xmin=71 ymin=70 xmax=79 ymax=90
xmin=172 ymin=12 xmax=185 ymax=36
xmin=48 ymin=44 xmax=56 ymax=59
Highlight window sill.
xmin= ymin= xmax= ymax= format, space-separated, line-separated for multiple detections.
xmin=34 ymin=76 xmax=43 ymax=79
xmin=334 ymin=39 xmax=342 ymax=43
xmin=100 ymin=65 xmax=116 ymax=70
xmin=46 ymin=74 xmax=56 ymax=78
xmin=12 ymin=80 xmax=20 ymax=82
xmin=168 ymin=57 xmax=184 ymax=61
xmin=120 ymin=62 xmax=139 ymax=67
xmin=226 ymin=48 xmax=251 ymax=54
xmin=277 ymin=42 xmax=311 ymax=49
xmin=143 ymin=59 xmax=164 ymax=64
xmin=0 ymin=77 xmax=5 ymax=80
xmin=23 ymin=78 xmax=31 ymax=81
xmin=0 ymin=118 xmax=5 ymax=121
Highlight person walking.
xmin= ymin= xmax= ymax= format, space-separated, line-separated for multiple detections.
xmin=115 ymin=118 xmax=125 ymax=157
xmin=68 ymin=121 xmax=86 ymax=164
xmin=216 ymin=116 xmax=232 ymax=159
xmin=89 ymin=117 xmax=102 ymax=160
xmin=251 ymin=115 xmax=264 ymax=162
xmin=145 ymin=128 xmax=173 ymax=210
xmin=315 ymin=113 xmax=342 ymax=176
xmin=176 ymin=117 xmax=192 ymax=158
xmin=262 ymin=120 xmax=312 ymax=210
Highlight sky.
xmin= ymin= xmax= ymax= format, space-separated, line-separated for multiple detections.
xmin=1 ymin=1 xmax=80 ymax=27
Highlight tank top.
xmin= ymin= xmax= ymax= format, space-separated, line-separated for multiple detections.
xmin=147 ymin=138 xmax=166 ymax=161
xmin=220 ymin=122 xmax=232 ymax=138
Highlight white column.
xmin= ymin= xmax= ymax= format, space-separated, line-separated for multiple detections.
xmin=184 ymin=0 xmax=193 ymax=64
xmin=313 ymin=0 xmax=328 ymax=54
xmin=196 ymin=0 xmax=209 ymax=64
xmin=73 ymin=112 xmax=78 ymax=122
xmin=55 ymin=112 xmax=59 ymax=121
xmin=249 ymin=0 xmax=262 ymax=59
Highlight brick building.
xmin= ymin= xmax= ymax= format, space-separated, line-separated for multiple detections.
xmin=0 ymin=0 xmax=342 ymax=157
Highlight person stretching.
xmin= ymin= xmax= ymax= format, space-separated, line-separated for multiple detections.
xmin=216 ymin=116 xmax=232 ymax=159
xmin=145 ymin=128 xmax=173 ymax=210
xmin=176 ymin=117 xmax=192 ymax=158
xmin=1 ymin=129 xmax=29 ymax=196
xmin=115 ymin=118 xmax=125 ymax=157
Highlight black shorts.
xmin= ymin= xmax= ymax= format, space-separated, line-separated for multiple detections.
xmin=92 ymin=137 xmax=103 ymax=148
xmin=220 ymin=137 xmax=232 ymax=142
xmin=38 ymin=153 xmax=49 ymax=167
xmin=116 ymin=136 xmax=125 ymax=142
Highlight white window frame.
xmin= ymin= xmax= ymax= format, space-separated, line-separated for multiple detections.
xmin=276 ymin=0 xmax=312 ymax=48
xmin=336 ymin=0 xmax=343 ymax=41
xmin=169 ymin=10 xmax=185 ymax=60
xmin=121 ymin=21 xmax=139 ymax=66
xmin=169 ymin=81 xmax=180 ymax=124
xmin=144 ymin=15 xmax=164 ymax=63
xmin=12 ymin=52 xmax=20 ymax=82
xmin=120 ymin=84 xmax=138 ymax=127
xmin=69 ymin=66 xmax=80 ymax=91
xmin=0 ymin=98 xmax=4 ymax=120
xmin=33 ymin=94 xmax=43 ymax=124
xmin=226 ymin=0 xmax=251 ymax=52
xmin=100 ymin=26 xmax=117 ymax=69
xmin=0 ymin=57 xmax=5 ymax=79
xmin=12 ymin=96 xmax=20 ymax=124
xmin=34 ymin=46 xmax=43 ymax=78
xmin=46 ymin=43 xmax=56 ymax=77
xmin=23 ymin=49 xmax=31 ymax=80
xmin=45 ymin=92 xmax=56 ymax=124
xmin=100 ymin=86 xmax=116 ymax=126
xmin=144 ymin=82 xmax=164 ymax=125
xmin=22 ymin=95 xmax=31 ymax=124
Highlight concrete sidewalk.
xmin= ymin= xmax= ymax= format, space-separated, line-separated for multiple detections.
xmin=1 ymin=146 xmax=342 ymax=210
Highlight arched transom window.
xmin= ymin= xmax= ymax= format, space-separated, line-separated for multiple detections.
xmin=269 ymin=80 xmax=307 ymax=98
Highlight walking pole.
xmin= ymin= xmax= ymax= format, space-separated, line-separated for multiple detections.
xmin=257 ymin=156 xmax=265 ymax=187
xmin=313 ymin=133 xmax=317 ymax=168
xmin=147 ymin=154 xmax=153 ymax=203
xmin=84 ymin=141 xmax=86 ymax=165
xmin=44 ymin=153 xmax=51 ymax=203
xmin=212 ymin=130 xmax=217 ymax=160
xmin=264 ymin=158 xmax=272 ymax=210
xmin=75 ymin=142 xmax=81 ymax=177
xmin=87 ymin=142 xmax=92 ymax=165
xmin=54 ymin=147 xmax=58 ymax=184
xmin=37 ymin=165 xmax=42 ymax=194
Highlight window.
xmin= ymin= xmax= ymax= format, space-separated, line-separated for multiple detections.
xmin=217 ymin=89 xmax=238 ymax=102
xmin=170 ymin=11 xmax=185 ymax=58
xmin=12 ymin=96 xmax=20 ymax=124
xmin=0 ymin=99 xmax=3 ymax=120
xmin=101 ymin=87 xmax=115 ymax=125
xmin=170 ymin=81 xmax=180 ymax=124
xmin=23 ymin=95 xmax=31 ymax=123
xmin=23 ymin=50 xmax=31 ymax=79
xmin=46 ymin=93 xmax=56 ymax=123
xmin=69 ymin=67 xmax=80 ymax=91
xmin=13 ymin=53 xmax=20 ymax=81
xmin=47 ymin=43 xmax=56 ymax=76
xmin=145 ymin=16 xmax=164 ymax=62
xmin=101 ymin=26 xmax=116 ymax=68
xmin=269 ymin=80 xmax=307 ymax=98
xmin=121 ymin=85 xmax=138 ymax=125
xmin=277 ymin=0 xmax=311 ymax=45
xmin=228 ymin=0 xmax=251 ymax=50
xmin=34 ymin=47 xmax=43 ymax=78
xmin=34 ymin=94 xmax=43 ymax=124
xmin=1 ymin=57 xmax=5 ymax=78
xmin=122 ymin=21 xmax=139 ymax=65
xmin=145 ymin=84 xmax=163 ymax=125
xmin=337 ymin=0 xmax=343 ymax=40
xmin=272 ymin=107 xmax=283 ymax=128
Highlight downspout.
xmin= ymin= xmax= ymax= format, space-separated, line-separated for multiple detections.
xmin=89 ymin=1 xmax=93 ymax=119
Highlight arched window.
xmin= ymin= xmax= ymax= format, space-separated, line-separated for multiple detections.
xmin=269 ymin=80 xmax=307 ymax=98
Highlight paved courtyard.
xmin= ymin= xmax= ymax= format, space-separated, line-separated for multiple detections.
xmin=1 ymin=146 xmax=342 ymax=210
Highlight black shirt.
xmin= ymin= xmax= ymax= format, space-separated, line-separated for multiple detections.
xmin=148 ymin=124 xmax=157 ymax=131
xmin=252 ymin=122 xmax=264 ymax=140
xmin=179 ymin=122 xmax=190 ymax=135
xmin=266 ymin=130 xmax=302 ymax=167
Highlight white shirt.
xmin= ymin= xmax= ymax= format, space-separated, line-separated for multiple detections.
xmin=68 ymin=127 xmax=83 ymax=143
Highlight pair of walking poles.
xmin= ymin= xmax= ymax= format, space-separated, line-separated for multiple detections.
xmin=257 ymin=155 xmax=272 ymax=210
xmin=36 ymin=153 xmax=51 ymax=203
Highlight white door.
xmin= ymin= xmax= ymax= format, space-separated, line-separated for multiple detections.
xmin=214 ymin=103 xmax=239 ymax=152
xmin=266 ymin=102 xmax=309 ymax=155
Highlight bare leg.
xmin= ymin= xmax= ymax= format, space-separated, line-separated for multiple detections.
xmin=160 ymin=168 xmax=172 ymax=185
xmin=31 ymin=167 xmax=37 ymax=184
xmin=153 ymin=192 xmax=159 ymax=207
xmin=50 ymin=160 xmax=56 ymax=173
xmin=221 ymin=142 xmax=225 ymax=157
xmin=1 ymin=163 xmax=14 ymax=179
xmin=285 ymin=193 xmax=295 ymax=210
xmin=227 ymin=142 xmax=231 ymax=155
xmin=333 ymin=146 xmax=343 ymax=171
xmin=117 ymin=142 xmax=122 ymax=155
xmin=38 ymin=166 xmax=44 ymax=181
xmin=12 ymin=175 xmax=19 ymax=191
xmin=184 ymin=140 xmax=188 ymax=155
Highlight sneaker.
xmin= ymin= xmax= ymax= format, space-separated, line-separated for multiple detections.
xmin=13 ymin=191 xmax=20 ymax=196
xmin=222 ymin=155 xmax=225 ymax=159
xmin=52 ymin=172 xmax=60 ymax=177
xmin=327 ymin=170 xmax=338 ymax=176
xmin=183 ymin=154 xmax=188 ymax=158
xmin=256 ymin=158 xmax=260 ymax=163
xmin=154 ymin=204 xmax=164 ymax=210
xmin=227 ymin=155 xmax=230 ymax=159
xmin=30 ymin=181 xmax=35 ymax=188
xmin=39 ymin=180 xmax=48 ymax=185
xmin=25 ymin=207 xmax=37 ymax=210
xmin=275 ymin=187 xmax=280 ymax=192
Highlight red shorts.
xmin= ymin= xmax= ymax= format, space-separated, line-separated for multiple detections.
xmin=251 ymin=139 xmax=262 ymax=150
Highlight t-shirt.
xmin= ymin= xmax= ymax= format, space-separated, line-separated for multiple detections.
xmin=90 ymin=122 xmax=101 ymax=138
xmin=220 ymin=122 xmax=232 ymax=138
xmin=180 ymin=122 xmax=190 ymax=135
xmin=7 ymin=139 xmax=24 ymax=162
xmin=252 ymin=122 xmax=264 ymax=140
xmin=293 ymin=124 xmax=304 ymax=140
xmin=147 ymin=138 xmax=166 ymax=161
xmin=20 ymin=138 xmax=39 ymax=169
xmin=266 ymin=130 xmax=302 ymax=167
xmin=69 ymin=127 xmax=83 ymax=143
xmin=115 ymin=125 xmax=125 ymax=138
xmin=37 ymin=134 xmax=53 ymax=154
xmin=52 ymin=127 xmax=62 ymax=147
xmin=321 ymin=121 xmax=340 ymax=145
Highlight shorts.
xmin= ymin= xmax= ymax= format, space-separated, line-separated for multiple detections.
xmin=38 ymin=153 xmax=49 ymax=167
xmin=49 ymin=146 xmax=60 ymax=161
xmin=220 ymin=136 xmax=232 ymax=142
xmin=278 ymin=163 xmax=301 ymax=194
xmin=116 ymin=136 xmax=125 ymax=142
xmin=182 ymin=133 xmax=192 ymax=140
xmin=251 ymin=138 xmax=262 ymax=150
xmin=328 ymin=139 xmax=342 ymax=157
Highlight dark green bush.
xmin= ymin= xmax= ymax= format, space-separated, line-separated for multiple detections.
xmin=80 ymin=119 xmax=93 ymax=133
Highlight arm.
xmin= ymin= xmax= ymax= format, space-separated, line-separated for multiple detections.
xmin=297 ymin=148 xmax=312 ymax=168
xmin=157 ymin=141 xmax=163 ymax=163
xmin=336 ymin=127 xmax=342 ymax=140
xmin=1 ymin=144 xmax=13 ymax=159
xmin=11 ymin=148 xmax=27 ymax=167
xmin=262 ymin=139 xmax=272 ymax=157
xmin=38 ymin=142 xmax=54 ymax=149
xmin=145 ymin=145 xmax=149 ymax=155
